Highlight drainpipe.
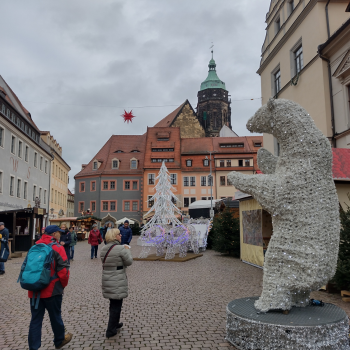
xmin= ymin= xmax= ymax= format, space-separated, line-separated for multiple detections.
xmin=318 ymin=49 xmax=336 ymax=147
xmin=325 ymin=0 xmax=331 ymax=39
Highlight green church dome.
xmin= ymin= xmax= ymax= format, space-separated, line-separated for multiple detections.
xmin=200 ymin=52 xmax=226 ymax=91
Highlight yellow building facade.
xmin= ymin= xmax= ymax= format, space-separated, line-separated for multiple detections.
xmin=257 ymin=0 xmax=350 ymax=154
xmin=41 ymin=132 xmax=71 ymax=220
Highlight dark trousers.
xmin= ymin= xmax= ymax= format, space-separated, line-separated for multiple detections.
xmin=91 ymin=245 xmax=98 ymax=258
xmin=28 ymin=295 xmax=65 ymax=350
xmin=107 ymin=299 xmax=123 ymax=333
xmin=65 ymin=247 xmax=70 ymax=263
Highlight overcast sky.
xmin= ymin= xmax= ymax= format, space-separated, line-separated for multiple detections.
xmin=2 ymin=0 xmax=270 ymax=191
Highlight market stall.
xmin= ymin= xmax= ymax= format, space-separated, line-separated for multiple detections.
xmin=235 ymin=191 xmax=272 ymax=268
xmin=75 ymin=214 xmax=102 ymax=240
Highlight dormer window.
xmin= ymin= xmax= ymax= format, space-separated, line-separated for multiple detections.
xmin=203 ymin=159 xmax=209 ymax=166
xmin=93 ymin=161 xmax=98 ymax=170
xmin=115 ymin=150 xmax=124 ymax=153
xmin=131 ymin=150 xmax=140 ymax=153
xmin=130 ymin=159 xmax=137 ymax=169
xmin=254 ymin=142 xmax=262 ymax=147
xmin=186 ymin=160 xmax=192 ymax=167
xmin=112 ymin=159 xmax=119 ymax=169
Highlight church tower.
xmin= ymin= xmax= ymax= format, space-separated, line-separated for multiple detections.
xmin=196 ymin=52 xmax=232 ymax=137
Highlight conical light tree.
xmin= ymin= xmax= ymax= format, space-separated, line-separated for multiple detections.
xmin=142 ymin=161 xmax=182 ymax=232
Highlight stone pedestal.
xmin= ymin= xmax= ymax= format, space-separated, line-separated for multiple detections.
xmin=226 ymin=297 xmax=350 ymax=350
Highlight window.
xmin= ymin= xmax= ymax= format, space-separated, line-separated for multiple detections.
xmin=17 ymin=179 xmax=21 ymax=198
xmin=45 ymin=160 xmax=48 ymax=173
xmin=275 ymin=16 xmax=281 ymax=34
xmin=148 ymin=174 xmax=155 ymax=185
xmin=238 ymin=160 xmax=243 ymax=166
xmin=112 ymin=160 xmax=118 ymax=168
xmin=91 ymin=201 xmax=96 ymax=211
xmin=132 ymin=181 xmax=138 ymax=190
xmin=125 ymin=181 xmax=130 ymax=190
xmin=152 ymin=148 xmax=174 ymax=152
xmin=208 ymin=175 xmax=213 ymax=186
xmin=115 ymin=150 xmax=124 ymax=153
xmin=294 ymin=46 xmax=303 ymax=74
xmin=151 ymin=158 xmax=174 ymax=163
xmin=132 ymin=201 xmax=138 ymax=211
xmin=124 ymin=201 xmax=130 ymax=211
xmin=274 ymin=69 xmax=281 ymax=95
xmin=227 ymin=160 xmax=231 ymax=167
xmin=171 ymin=197 xmax=177 ymax=205
xmin=18 ymin=141 xmax=22 ymax=158
xmin=157 ymin=137 xmax=169 ymax=141
xmin=220 ymin=176 xmax=226 ymax=186
xmin=170 ymin=174 xmax=177 ymax=185
xmin=39 ymin=188 xmax=42 ymax=202
xmin=201 ymin=197 xmax=207 ymax=200
xmin=102 ymin=201 xmax=108 ymax=211
xmin=201 ymin=176 xmax=207 ymax=186
xmin=0 ymin=127 xmax=3 ymax=148
xmin=130 ymin=159 xmax=137 ymax=169
xmin=44 ymin=190 xmax=46 ymax=204
xmin=25 ymin=146 xmax=29 ymax=162
xmin=34 ymin=152 xmax=38 ymax=168
xmin=79 ymin=202 xmax=84 ymax=212
xmin=184 ymin=198 xmax=189 ymax=207
xmin=11 ymin=136 xmax=16 ymax=154
xmin=190 ymin=177 xmax=196 ymax=186
xmin=148 ymin=196 xmax=154 ymax=208
xmin=220 ymin=160 xmax=225 ymax=167
xmin=203 ymin=159 xmax=209 ymax=166
xmin=103 ymin=181 xmax=108 ymax=190
xmin=93 ymin=161 xmax=98 ymax=170
xmin=40 ymin=156 xmax=43 ymax=171
xmin=254 ymin=142 xmax=262 ymax=147
xmin=110 ymin=181 xmax=115 ymax=190
xmin=288 ymin=0 xmax=295 ymax=15
xmin=80 ymin=182 xmax=85 ymax=192
xmin=131 ymin=150 xmax=140 ymax=153
xmin=91 ymin=181 xmax=96 ymax=191
xmin=10 ymin=176 xmax=14 ymax=196
xmin=24 ymin=181 xmax=27 ymax=199
xmin=220 ymin=143 xmax=244 ymax=148
xmin=110 ymin=201 xmax=116 ymax=211
xmin=33 ymin=185 xmax=37 ymax=201
xmin=191 ymin=197 xmax=196 ymax=204
xmin=186 ymin=160 xmax=192 ymax=167
xmin=183 ymin=177 xmax=189 ymax=187
xmin=245 ymin=159 xmax=250 ymax=167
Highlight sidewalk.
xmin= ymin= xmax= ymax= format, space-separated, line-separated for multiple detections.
xmin=0 ymin=240 xmax=349 ymax=350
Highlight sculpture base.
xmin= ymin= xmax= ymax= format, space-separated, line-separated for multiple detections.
xmin=226 ymin=297 xmax=350 ymax=350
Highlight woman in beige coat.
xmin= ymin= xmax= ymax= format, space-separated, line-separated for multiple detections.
xmin=100 ymin=228 xmax=133 ymax=338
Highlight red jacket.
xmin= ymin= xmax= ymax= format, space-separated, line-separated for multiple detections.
xmin=28 ymin=234 xmax=70 ymax=298
xmin=88 ymin=229 xmax=102 ymax=246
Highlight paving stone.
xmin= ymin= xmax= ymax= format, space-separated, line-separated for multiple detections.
xmin=1 ymin=240 xmax=350 ymax=349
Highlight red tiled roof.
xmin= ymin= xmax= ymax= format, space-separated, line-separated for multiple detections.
xmin=68 ymin=189 xmax=74 ymax=196
xmin=181 ymin=138 xmax=213 ymax=154
xmin=153 ymin=102 xmax=186 ymax=128
xmin=332 ymin=148 xmax=350 ymax=180
xmin=74 ymin=134 xmax=146 ymax=178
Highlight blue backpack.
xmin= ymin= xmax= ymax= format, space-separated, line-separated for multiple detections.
xmin=17 ymin=243 xmax=56 ymax=309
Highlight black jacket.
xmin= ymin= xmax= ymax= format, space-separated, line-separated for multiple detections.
xmin=60 ymin=231 xmax=71 ymax=252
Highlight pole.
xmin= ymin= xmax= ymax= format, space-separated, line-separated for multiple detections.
xmin=209 ymin=151 xmax=214 ymax=219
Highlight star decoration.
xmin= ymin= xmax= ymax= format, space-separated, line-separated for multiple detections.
xmin=121 ymin=110 xmax=136 ymax=123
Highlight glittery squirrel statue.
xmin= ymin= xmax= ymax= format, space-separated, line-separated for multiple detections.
xmin=227 ymin=98 xmax=340 ymax=312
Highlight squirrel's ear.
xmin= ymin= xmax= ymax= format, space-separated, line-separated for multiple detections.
xmin=267 ymin=98 xmax=276 ymax=111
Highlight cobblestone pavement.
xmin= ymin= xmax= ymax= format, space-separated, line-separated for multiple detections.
xmin=1 ymin=240 xmax=350 ymax=350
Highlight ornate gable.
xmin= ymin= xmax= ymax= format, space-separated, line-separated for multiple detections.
xmin=333 ymin=50 xmax=350 ymax=81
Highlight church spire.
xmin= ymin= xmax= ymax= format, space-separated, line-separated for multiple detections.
xmin=200 ymin=52 xmax=226 ymax=91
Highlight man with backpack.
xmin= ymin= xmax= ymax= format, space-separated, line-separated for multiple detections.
xmin=21 ymin=225 xmax=72 ymax=350
xmin=0 ymin=222 xmax=9 ymax=275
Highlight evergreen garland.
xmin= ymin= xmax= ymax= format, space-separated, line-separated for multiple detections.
xmin=333 ymin=205 xmax=350 ymax=290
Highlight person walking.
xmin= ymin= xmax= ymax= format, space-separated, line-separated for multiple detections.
xmin=27 ymin=225 xmax=72 ymax=350
xmin=0 ymin=222 xmax=9 ymax=275
xmin=59 ymin=224 xmax=71 ymax=264
xmin=119 ymin=220 xmax=133 ymax=245
xmin=88 ymin=224 xmax=102 ymax=259
xmin=69 ymin=227 xmax=77 ymax=261
xmin=100 ymin=228 xmax=133 ymax=338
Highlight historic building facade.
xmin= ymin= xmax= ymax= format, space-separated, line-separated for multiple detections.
xmin=0 ymin=76 xmax=51 ymax=212
xmin=74 ymin=135 xmax=146 ymax=224
xmin=67 ymin=189 xmax=74 ymax=217
xmin=196 ymin=53 xmax=232 ymax=137
xmin=257 ymin=0 xmax=350 ymax=154
xmin=41 ymin=131 xmax=71 ymax=219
